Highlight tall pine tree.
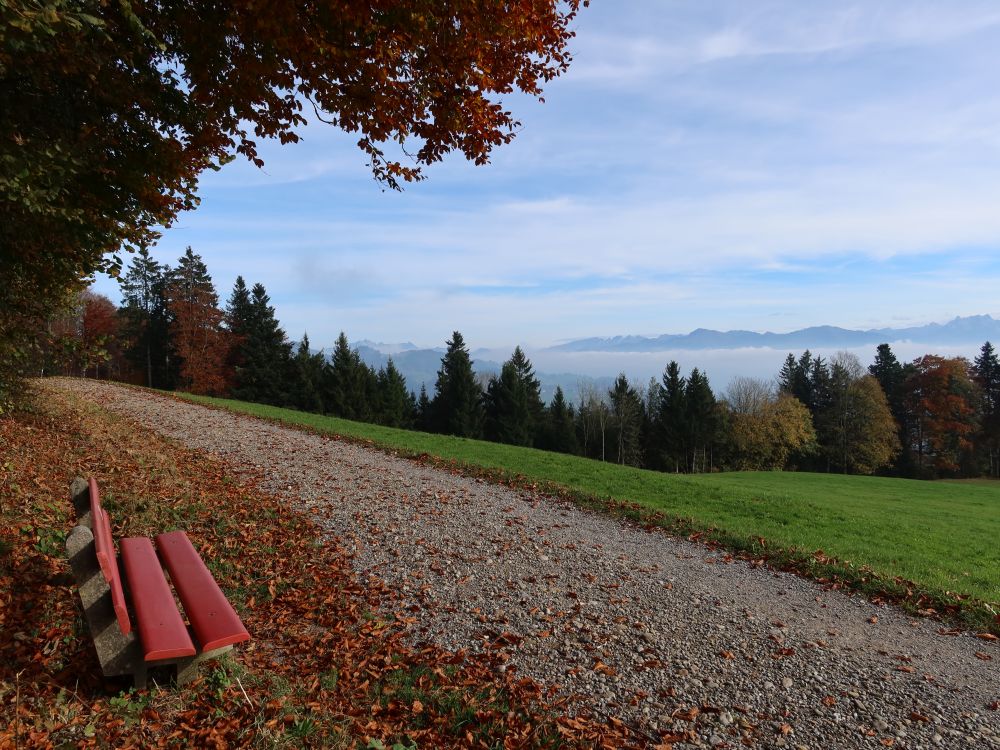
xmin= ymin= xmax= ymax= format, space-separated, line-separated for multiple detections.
xmin=229 ymin=282 xmax=292 ymax=405
xmin=431 ymin=331 xmax=483 ymax=438
xmin=869 ymin=343 xmax=914 ymax=474
xmin=684 ymin=368 xmax=717 ymax=472
xmin=972 ymin=341 xmax=1000 ymax=477
xmin=323 ymin=332 xmax=375 ymax=420
xmin=656 ymin=361 xmax=687 ymax=472
xmin=118 ymin=246 xmax=170 ymax=388
xmin=484 ymin=346 xmax=544 ymax=446
xmin=290 ymin=333 xmax=326 ymax=413
xmin=609 ymin=374 xmax=644 ymax=466
xmin=376 ymin=358 xmax=415 ymax=428
xmin=540 ymin=386 xmax=578 ymax=454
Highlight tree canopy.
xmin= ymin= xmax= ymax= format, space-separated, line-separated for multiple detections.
xmin=0 ymin=0 xmax=585 ymax=406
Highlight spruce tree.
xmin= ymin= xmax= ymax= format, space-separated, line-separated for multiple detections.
xmin=972 ymin=341 xmax=1000 ymax=477
xmin=685 ymin=368 xmax=717 ymax=472
xmin=323 ymin=332 xmax=372 ymax=420
xmin=541 ymin=386 xmax=577 ymax=454
xmin=484 ymin=346 xmax=543 ymax=446
xmin=868 ymin=343 xmax=913 ymax=474
xmin=778 ymin=354 xmax=798 ymax=394
xmin=225 ymin=276 xmax=253 ymax=339
xmin=609 ymin=374 xmax=644 ymax=466
xmin=415 ymin=384 xmax=433 ymax=432
xmin=657 ymin=361 xmax=687 ymax=472
xmin=290 ymin=333 xmax=325 ymax=413
xmin=431 ymin=331 xmax=483 ymax=437
xmin=230 ymin=282 xmax=292 ymax=405
xmin=118 ymin=246 xmax=170 ymax=388
xmin=376 ymin=358 xmax=413 ymax=428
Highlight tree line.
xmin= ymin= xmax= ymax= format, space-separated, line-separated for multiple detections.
xmin=35 ymin=248 xmax=1000 ymax=480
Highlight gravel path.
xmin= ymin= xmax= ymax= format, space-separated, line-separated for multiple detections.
xmin=50 ymin=380 xmax=998 ymax=749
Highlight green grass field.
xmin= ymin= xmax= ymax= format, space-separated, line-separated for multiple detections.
xmin=174 ymin=392 xmax=1000 ymax=618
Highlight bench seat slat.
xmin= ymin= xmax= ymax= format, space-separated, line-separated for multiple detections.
xmin=88 ymin=478 xmax=131 ymax=635
xmin=155 ymin=531 xmax=249 ymax=652
xmin=120 ymin=537 xmax=197 ymax=661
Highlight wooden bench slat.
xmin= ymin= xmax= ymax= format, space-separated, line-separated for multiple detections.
xmin=88 ymin=478 xmax=132 ymax=635
xmin=120 ymin=537 xmax=197 ymax=661
xmin=155 ymin=531 xmax=250 ymax=652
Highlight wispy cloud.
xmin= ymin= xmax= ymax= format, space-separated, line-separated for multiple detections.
xmin=90 ymin=1 xmax=1000 ymax=353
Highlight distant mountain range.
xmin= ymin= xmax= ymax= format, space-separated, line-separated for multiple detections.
xmin=548 ymin=315 xmax=1000 ymax=353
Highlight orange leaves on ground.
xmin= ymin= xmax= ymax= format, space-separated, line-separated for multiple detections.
xmin=0 ymin=390 xmax=643 ymax=749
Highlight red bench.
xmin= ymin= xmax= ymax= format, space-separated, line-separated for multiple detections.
xmin=66 ymin=477 xmax=250 ymax=688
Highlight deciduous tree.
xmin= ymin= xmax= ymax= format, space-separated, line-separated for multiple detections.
xmin=166 ymin=248 xmax=231 ymax=395
xmin=1 ymin=0 xmax=585 ymax=404
xmin=724 ymin=378 xmax=816 ymax=470
xmin=904 ymin=355 xmax=979 ymax=476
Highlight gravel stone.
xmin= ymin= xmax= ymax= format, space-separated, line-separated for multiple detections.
xmin=50 ymin=379 xmax=1000 ymax=749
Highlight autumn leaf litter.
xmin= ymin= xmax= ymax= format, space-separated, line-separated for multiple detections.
xmin=48 ymin=379 xmax=1000 ymax=749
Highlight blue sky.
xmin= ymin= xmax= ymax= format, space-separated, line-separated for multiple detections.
xmin=93 ymin=0 xmax=1000 ymax=351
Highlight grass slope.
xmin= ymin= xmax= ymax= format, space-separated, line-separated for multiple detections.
xmin=175 ymin=393 xmax=1000 ymax=620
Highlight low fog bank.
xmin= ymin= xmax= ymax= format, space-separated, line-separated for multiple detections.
xmin=508 ymin=342 xmax=983 ymax=400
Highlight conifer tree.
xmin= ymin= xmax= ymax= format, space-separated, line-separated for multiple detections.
xmin=118 ymin=246 xmax=170 ymax=388
xmin=540 ymin=386 xmax=578 ymax=454
xmin=972 ymin=341 xmax=1000 ymax=477
xmin=656 ymin=361 xmax=687 ymax=472
xmin=484 ymin=346 xmax=544 ymax=446
xmin=225 ymin=276 xmax=253 ymax=339
xmin=415 ymin=384 xmax=433 ymax=432
xmin=685 ymin=368 xmax=717 ymax=472
xmin=868 ymin=343 xmax=914 ymax=474
xmin=431 ymin=331 xmax=483 ymax=438
xmin=323 ymin=332 xmax=374 ymax=420
xmin=230 ymin=282 xmax=293 ymax=405
xmin=609 ymin=374 xmax=644 ymax=466
xmin=291 ymin=333 xmax=325 ymax=413
xmin=376 ymin=358 xmax=414 ymax=428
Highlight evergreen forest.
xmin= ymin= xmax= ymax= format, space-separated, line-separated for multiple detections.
xmin=34 ymin=248 xmax=1000 ymax=481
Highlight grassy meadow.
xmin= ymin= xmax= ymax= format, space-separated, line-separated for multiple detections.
xmin=175 ymin=392 xmax=1000 ymax=623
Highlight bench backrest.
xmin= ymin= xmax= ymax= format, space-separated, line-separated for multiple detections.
xmin=88 ymin=478 xmax=132 ymax=635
